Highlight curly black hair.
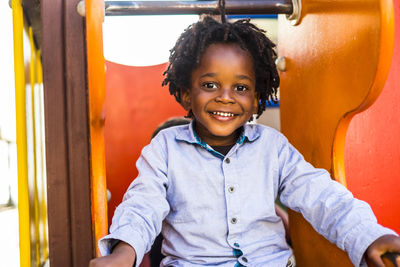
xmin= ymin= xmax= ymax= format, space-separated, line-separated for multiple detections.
xmin=162 ymin=16 xmax=280 ymax=119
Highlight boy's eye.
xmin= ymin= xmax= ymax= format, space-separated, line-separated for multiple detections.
xmin=202 ymin=82 xmax=218 ymax=89
xmin=235 ymin=85 xmax=249 ymax=92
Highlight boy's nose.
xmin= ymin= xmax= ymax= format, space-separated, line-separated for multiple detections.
xmin=216 ymin=88 xmax=235 ymax=103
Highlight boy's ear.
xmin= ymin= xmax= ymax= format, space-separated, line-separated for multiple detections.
xmin=180 ymin=90 xmax=191 ymax=111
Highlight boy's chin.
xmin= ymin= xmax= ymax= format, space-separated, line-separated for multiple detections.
xmin=208 ymin=127 xmax=241 ymax=139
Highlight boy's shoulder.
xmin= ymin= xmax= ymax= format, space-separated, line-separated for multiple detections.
xmin=144 ymin=124 xmax=189 ymax=156
xmin=152 ymin=123 xmax=190 ymax=143
xmin=245 ymin=123 xmax=286 ymax=142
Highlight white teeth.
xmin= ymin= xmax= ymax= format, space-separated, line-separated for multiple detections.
xmin=212 ymin=111 xmax=235 ymax=117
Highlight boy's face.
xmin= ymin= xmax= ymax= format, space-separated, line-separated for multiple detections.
xmin=182 ymin=43 xmax=258 ymax=146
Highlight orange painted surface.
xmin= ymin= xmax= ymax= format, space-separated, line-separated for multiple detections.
xmin=345 ymin=0 xmax=400 ymax=234
xmin=278 ymin=0 xmax=394 ymax=265
xmin=104 ymin=61 xmax=186 ymax=225
xmin=86 ymin=0 xmax=109 ymax=256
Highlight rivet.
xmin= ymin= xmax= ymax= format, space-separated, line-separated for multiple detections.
xmin=276 ymin=57 xmax=286 ymax=72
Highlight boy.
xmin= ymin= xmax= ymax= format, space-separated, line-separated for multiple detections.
xmin=148 ymin=118 xmax=290 ymax=267
xmin=90 ymin=17 xmax=400 ymax=267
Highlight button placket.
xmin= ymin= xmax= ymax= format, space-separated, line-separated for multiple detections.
xmin=223 ymin=154 xmax=240 ymax=240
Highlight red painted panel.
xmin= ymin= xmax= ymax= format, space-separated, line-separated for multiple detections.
xmin=345 ymin=1 xmax=400 ymax=234
xmin=104 ymin=61 xmax=186 ymax=225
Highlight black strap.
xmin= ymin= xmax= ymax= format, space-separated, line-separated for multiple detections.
xmin=218 ymin=0 xmax=226 ymax=23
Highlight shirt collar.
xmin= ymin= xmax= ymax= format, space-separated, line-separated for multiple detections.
xmin=175 ymin=120 xmax=260 ymax=145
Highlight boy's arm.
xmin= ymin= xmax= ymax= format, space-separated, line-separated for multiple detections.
xmin=98 ymin=137 xmax=170 ymax=265
xmin=89 ymin=241 xmax=136 ymax=267
xmin=365 ymin=234 xmax=400 ymax=267
xmin=276 ymin=135 xmax=398 ymax=266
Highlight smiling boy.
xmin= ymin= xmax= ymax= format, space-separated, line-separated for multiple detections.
xmin=182 ymin=43 xmax=258 ymax=147
xmin=90 ymin=17 xmax=400 ymax=267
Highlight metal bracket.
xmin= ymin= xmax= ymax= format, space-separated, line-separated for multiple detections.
xmin=286 ymin=0 xmax=301 ymax=25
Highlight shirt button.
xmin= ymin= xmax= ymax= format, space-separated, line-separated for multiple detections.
xmin=228 ymin=186 xmax=235 ymax=193
xmin=242 ymin=257 xmax=248 ymax=263
xmin=225 ymin=158 xmax=230 ymax=164
xmin=231 ymin=218 xmax=237 ymax=224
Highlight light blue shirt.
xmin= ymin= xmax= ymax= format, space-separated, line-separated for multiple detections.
xmin=99 ymin=122 xmax=396 ymax=266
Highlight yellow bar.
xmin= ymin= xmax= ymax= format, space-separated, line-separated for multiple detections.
xmin=36 ymin=51 xmax=43 ymax=84
xmin=28 ymin=27 xmax=41 ymax=267
xmin=36 ymin=49 xmax=49 ymax=261
xmin=12 ymin=0 xmax=31 ymax=266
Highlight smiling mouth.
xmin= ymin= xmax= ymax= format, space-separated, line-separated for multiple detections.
xmin=210 ymin=111 xmax=237 ymax=117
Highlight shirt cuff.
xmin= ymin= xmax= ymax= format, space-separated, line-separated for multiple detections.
xmin=98 ymin=225 xmax=148 ymax=267
xmin=344 ymin=222 xmax=398 ymax=266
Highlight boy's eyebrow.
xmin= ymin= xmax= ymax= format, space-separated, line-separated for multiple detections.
xmin=236 ymin=74 xmax=254 ymax=82
xmin=200 ymin=73 xmax=254 ymax=82
xmin=200 ymin=73 xmax=217 ymax=78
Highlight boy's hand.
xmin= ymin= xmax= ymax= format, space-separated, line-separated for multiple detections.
xmin=365 ymin=234 xmax=400 ymax=267
xmin=89 ymin=242 xmax=136 ymax=267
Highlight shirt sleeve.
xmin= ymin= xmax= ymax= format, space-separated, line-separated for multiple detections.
xmin=276 ymin=135 xmax=398 ymax=266
xmin=98 ymin=137 xmax=170 ymax=266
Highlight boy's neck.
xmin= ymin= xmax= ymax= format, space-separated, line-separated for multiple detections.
xmin=193 ymin=120 xmax=243 ymax=146
xmin=211 ymin=143 xmax=235 ymax=156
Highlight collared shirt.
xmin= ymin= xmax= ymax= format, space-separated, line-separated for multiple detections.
xmin=99 ymin=122 xmax=396 ymax=266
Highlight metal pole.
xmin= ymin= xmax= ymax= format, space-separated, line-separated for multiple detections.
xmin=104 ymin=0 xmax=293 ymax=16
